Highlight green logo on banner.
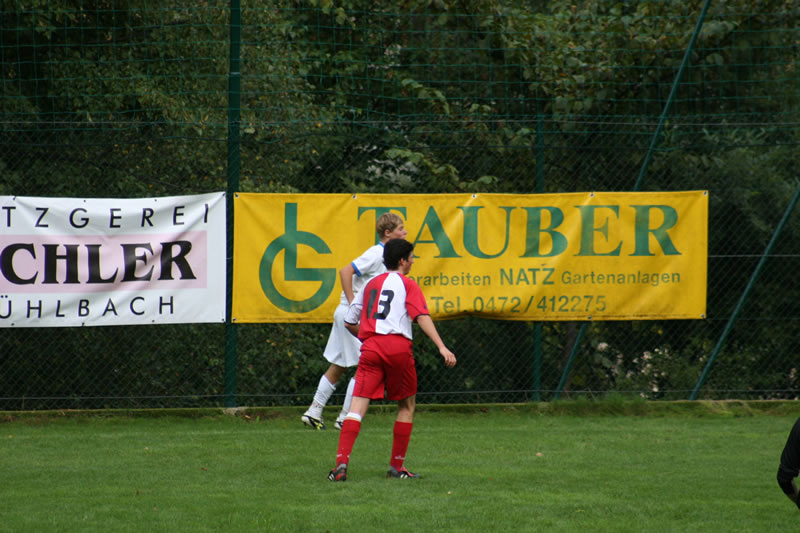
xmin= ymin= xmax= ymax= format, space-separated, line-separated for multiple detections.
xmin=259 ymin=203 xmax=336 ymax=313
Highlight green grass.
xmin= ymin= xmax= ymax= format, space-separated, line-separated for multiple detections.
xmin=1 ymin=402 xmax=798 ymax=532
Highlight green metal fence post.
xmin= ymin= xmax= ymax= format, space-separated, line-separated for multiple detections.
xmin=546 ymin=1 xmax=711 ymax=402
xmin=533 ymin=323 xmax=542 ymax=401
xmin=224 ymin=0 xmax=242 ymax=408
xmin=532 ymin=115 xmax=545 ymax=401
xmin=690 ymin=185 xmax=800 ymax=400
xmin=553 ymin=324 xmax=588 ymax=401
xmin=631 ymin=0 xmax=711 ymax=402
xmin=536 ymin=115 xmax=544 ymax=192
xmin=634 ymin=0 xmax=711 ymax=191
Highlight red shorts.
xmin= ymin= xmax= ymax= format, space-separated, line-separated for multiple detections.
xmin=353 ymin=334 xmax=417 ymax=401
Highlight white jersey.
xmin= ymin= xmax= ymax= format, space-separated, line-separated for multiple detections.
xmin=339 ymin=243 xmax=386 ymax=305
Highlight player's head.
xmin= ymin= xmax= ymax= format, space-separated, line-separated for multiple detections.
xmin=383 ymin=238 xmax=414 ymax=272
xmin=376 ymin=212 xmax=406 ymax=242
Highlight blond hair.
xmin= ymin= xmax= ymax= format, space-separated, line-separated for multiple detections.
xmin=376 ymin=212 xmax=404 ymax=238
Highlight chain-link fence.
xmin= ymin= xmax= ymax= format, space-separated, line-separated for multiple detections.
xmin=1 ymin=1 xmax=799 ymax=409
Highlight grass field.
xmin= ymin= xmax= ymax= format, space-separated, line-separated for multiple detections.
xmin=1 ymin=401 xmax=799 ymax=532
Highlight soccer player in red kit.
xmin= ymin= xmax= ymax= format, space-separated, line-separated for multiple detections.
xmin=328 ymin=238 xmax=456 ymax=481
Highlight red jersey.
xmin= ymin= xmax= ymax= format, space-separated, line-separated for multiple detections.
xmin=345 ymin=271 xmax=429 ymax=341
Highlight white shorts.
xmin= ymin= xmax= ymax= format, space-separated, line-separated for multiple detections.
xmin=322 ymin=303 xmax=362 ymax=368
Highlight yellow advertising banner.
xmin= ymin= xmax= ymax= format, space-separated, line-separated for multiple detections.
xmin=232 ymin=192 xmax=707 ymax=323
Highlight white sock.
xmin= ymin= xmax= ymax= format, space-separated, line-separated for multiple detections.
xmin=339 ymin=378 xmax=356 ymax=419
xmin=308 ymin=375 xmax=336 ymax=418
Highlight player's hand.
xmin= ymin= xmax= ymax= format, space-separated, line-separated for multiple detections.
xmin=439 ymin=346 xmax=456 ymax=368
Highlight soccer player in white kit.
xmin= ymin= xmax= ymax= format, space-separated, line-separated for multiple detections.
xmin=301 ymin=212 xmax=407 ymax=430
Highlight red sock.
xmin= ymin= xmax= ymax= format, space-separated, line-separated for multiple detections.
xmin=390 ymin=421 xmax=413 ymax=470
xmin=335 ymin=418 xmax=361 ymax=466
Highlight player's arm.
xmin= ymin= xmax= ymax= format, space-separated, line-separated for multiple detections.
xmin=778 ymin=470 xmax=800 ymax=508
xmin=340 ymin=263 xmax=357 ymax=304
xmin=343 ymin=285 xmax=364 ymax=338
xmin=415 ymin=314 xmax=456 ymax=368
xmin=344 ymin=321 xmax=359 ymax=338
xmin=344 ymin=322 xmax=358 ymax=337
xmin=778 ymin=418 xmax=800 ymax=509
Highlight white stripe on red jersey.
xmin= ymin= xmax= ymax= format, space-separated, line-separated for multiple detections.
xmin=345 ymin=271 xmax=429 ymax=341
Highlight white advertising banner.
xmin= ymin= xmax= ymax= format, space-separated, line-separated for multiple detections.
xmin=0 ymin=193 xmax=226 ymax=327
